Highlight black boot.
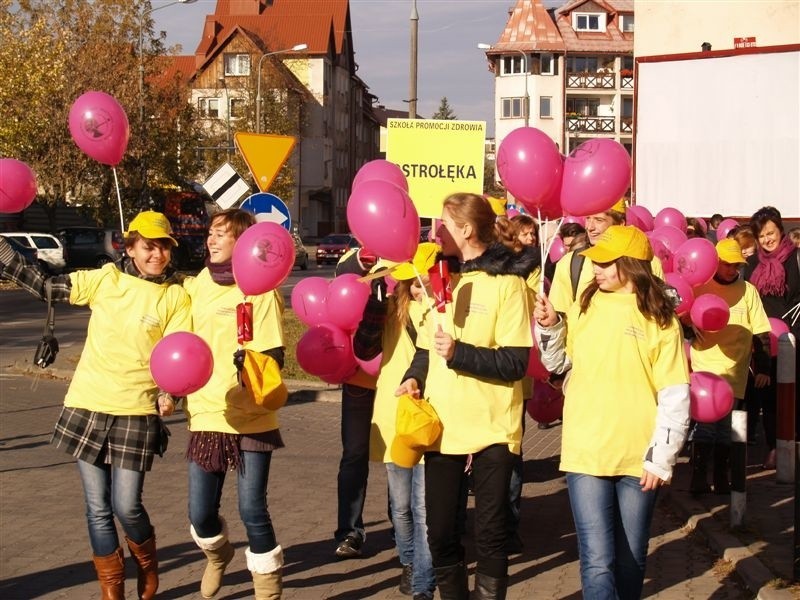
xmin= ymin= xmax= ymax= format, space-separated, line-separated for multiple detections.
xmin=473 ymin=571 xmax=508 ymax=600
xmin=433 ymin=563 xmax=469 ymax=600
xmin=690 ymin=442 xmax=713 ymax=494
xmin=713 ymin=444 xmax=731 ymax=494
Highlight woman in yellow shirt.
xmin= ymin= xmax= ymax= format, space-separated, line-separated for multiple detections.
xmin=534 ymin=225 xmax=690 ymax=600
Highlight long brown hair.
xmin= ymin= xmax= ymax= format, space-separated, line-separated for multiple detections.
xmin=579 ymin=256 xmax=676 ymax=328
xmin=442 ymin=193 xmax=498 ymax=246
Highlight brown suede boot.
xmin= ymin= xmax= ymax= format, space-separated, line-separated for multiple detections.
xmin=191 ymin=518 xmax=236 ymax=599
xmin=126 ymin=533 xmax=159 ymax=600
xmin=247 ymin=545 xmax=283 ymax=600
xmin=92 ymin=547 xmax=125 ymax=600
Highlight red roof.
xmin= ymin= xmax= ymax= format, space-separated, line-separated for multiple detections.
xmin=492 ymin=0 xmax=565 ymax=53
xmin=555 ymin=0 xmax=632 ymax=53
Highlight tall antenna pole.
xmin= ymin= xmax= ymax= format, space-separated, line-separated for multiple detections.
xmin=409 ymin=0 xmax=419 ymax=118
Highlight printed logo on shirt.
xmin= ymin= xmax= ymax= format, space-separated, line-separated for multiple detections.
xmin=468 ymin=302 xmax=489 ymax=316
xmin=624 ymin=326 xmax=645 ymax=340
xmin=140 ymin=314 xmax=161 ymax=328
xmin=218 ymin=307 xmax=236 ymax=317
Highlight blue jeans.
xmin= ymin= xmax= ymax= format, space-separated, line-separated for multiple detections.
xmin=77 ymin=458 xmax=152 ymax=556
xmin=566 ymin=473 xmax=658 ymax=600
xmin=386 ymin=463 xmax=435 ymax=595
xmin=189 ymin=451 xmax=277 ymax=553
xmin=335 ymin=383 xmax=375 ymax=542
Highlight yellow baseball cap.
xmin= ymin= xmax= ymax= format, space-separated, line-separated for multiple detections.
xmin=390 ymin=395 xmax=442 ymax=467
xmin=125 ymin=211 xmax=178 ymax=246
xmin=609 ymin=199 xmax=627 ymax=213
xmin=485 ymin=196 xmax=507 ymax=216
xmin=379 ymin=242 xmax=441 ymax=281
xmin=580 ymin=225 xmax=653 ymax=263
xmin=716 ymin=238 xmax=746 ymax=264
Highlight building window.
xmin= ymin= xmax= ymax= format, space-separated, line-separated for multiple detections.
xmin=198 ymin=97 xmax=220 ymax=118
xmin=539 ymin=96 xmax=552 ymax=118
xmin=566 ymin=97 xmax=600 ymax=116
xmin=540 ymin=53 xmax=554 ymax=75
xmin=229 ymin=98 xmax=246 ymax=119
xmin=620 ymin=15 xmax=634 ymax=33
xmin=622 ymin=97 xmax=633 ymax=118
xmin=501 ymin=97 xmax=526 ymax=119
xmin=622 ymin=55 xmax=634 ymax=70
xmin=501 ymin=55 xmax=527 ymax=75
xmin=573 ymin=12 xmax=606 ymax=32
xmin=567 ymin=56 xmax=599 ymax=73
xmin=224 ymin=53 xmax=251 ymax=76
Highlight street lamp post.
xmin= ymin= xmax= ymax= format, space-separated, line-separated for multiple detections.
xmin=478 ymin=43 xmax=529 ymax=127
xmin=138 ymin=0 xmax=197 ymax=200
xmin=255 ymin=43 xmax=308 ymax=134
xmin=219 ymin=77 xmax=232 ymax=161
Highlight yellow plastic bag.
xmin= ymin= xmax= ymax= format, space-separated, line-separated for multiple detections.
xmin=390 ymin=394 xmax=442 ymax=467
xmin=241 ymin=350 xmax=288 ymax=411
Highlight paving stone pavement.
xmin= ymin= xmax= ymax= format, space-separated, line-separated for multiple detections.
xmin=3 ymin=367 xmax=785 ymax=600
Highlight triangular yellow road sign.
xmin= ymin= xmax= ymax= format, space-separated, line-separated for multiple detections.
xmin=234 ymin=132 xmax=296 ymax=192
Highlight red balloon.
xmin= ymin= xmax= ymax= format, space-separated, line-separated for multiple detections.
xmin=496 ymin=127 xmax=563 ymax=209
xmin=690 ymin=371 xmax=734 ymax=423
xmin=326 ymin=273 xmax=371 ymax=332
xmin=296 ymin=324 xmax=358 ymax=384
xmin=673 ymin=237 xmax=717 ymax=287
xmin=526 ymin=382 xmax=564 ymax=424
xmin=0 ymin=159 xmax=37 ymax=214
xmin=716 ymin=218 xmax=740 ymax=241
xmin=664 ymin=272 xmax=695 ymax=316
xmin=150 ymin=332 xmax=213 ymax=396
xmin=627 ymin=205 xmax=654 ymax=232
xmin=346 ymin=179 xmax=419 ymax=262
xmin=290 ymin=276 xmax=330 ymax=326
xmin=690 ymin=293 xmax=730 ymax=332
xmin=68 ymin=91 xmax=130 ymax=166
xmin=352 ymin=159 xmax=408 ymax=192
xmin=232 ymin=222 xmax=295 ymax=296
xmin=560 ymin=138 xmax=631 ymax=217
xmin=654 ymin=207 xmax=687 ymax=232
xmin=768 ymin=317 xmax=790 ymax=357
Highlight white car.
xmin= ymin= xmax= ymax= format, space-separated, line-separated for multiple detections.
xmin=1 ymin=232 xmax=66 ymax=273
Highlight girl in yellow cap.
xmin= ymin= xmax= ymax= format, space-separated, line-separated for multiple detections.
xmin=533 ymin=224 xmax=690 ymax=600
xmin=0 ymin=210 xmax=190 ymax=600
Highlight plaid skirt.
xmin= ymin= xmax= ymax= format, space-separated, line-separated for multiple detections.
xmin=51 ymin=406 xmax=162 ymax=472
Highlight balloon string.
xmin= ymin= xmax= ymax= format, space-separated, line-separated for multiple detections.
xmin=536 ymin=210 xmax=563 ymax=297
xmin=112 ymin=168 xmax=125 ymax=233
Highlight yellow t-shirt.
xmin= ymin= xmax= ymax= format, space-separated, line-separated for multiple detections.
xmin=550 ymin=250 xmax=664 ymax=314
xmin=418 ymin=270 xmax=532 ymax=455
xmin=690 ymin=279 xmax=771 ymax=398
xmin=521 ymin=266 xmax=541 ymax=400
xmin=370 ymin=300 xmax=427 ymax=462
xmin=561 ymin=292 xmax=688 ymax=477
xmin=182 ymin=269 xmax=285 ymax=433
xmin=65 ymin=264 xmax=192 ymax=415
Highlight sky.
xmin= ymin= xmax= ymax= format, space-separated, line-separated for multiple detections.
xmin=152 ymin=0 xmax=525 ymax=135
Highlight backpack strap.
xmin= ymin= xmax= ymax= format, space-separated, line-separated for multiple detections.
xmin=570 ymin=252 xmax=586 ymax=302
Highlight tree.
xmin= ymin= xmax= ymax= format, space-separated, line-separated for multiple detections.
xmin=432 ymin=97 xmax=457 ymax=120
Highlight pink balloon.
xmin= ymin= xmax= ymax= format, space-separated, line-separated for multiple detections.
xmin=650 ymin=225 xmax=688 ymax=253
xmin=690 ymin=293 xmax=730 ymax=332
xmin=627 ymin=205 xmax=654 ymax=232
xmin=496 ymin=128 xmax=563 ymax=209
xmin=694 ymin=217 xmax=708 ymax=234
xmin=716 ymin=218 xmax=740 ymax=241
xmin=768 ymin=317 xmax=790 ymax=357
xmin=664 ymin=272 xmax=695 ymax=316
xmin=0 ymin=159 xmax=37 ymax=213
xmin=506 ymin=208 xmax=521 ymax=219
xmin=526 ymin=383 xmax=564 ymax=424
xmin=548 ymin=237 xmax=567 ymax=264
xmin=296 ymin=323 xmax=358 ymax=384
xmin=346 ymin=179 xmax=419 ymax=262
xmin=290 ymin=276 xmax=330 ymax=326
xmin=562 ymin=214 xmax=586 ymax=227
xmin=654 ymin=207 xmax=687 ymax=232
xmin=690 ymin=371 xmax=734 ymax=423
xmin=356 ymin=352 xmax=382 ymax=377
xmin=352 ymin=159 xmax=408 ymax=192
xmin=326 ymin=273 xmax=371 ymax=331
xmin=647 ymin=234 xmax=674 ymax=273
xmin=560 ymin=138 xmax=631 ymax=216
xmin=673 ymin=237 xmax=717 ymax=287
xmin=68 ymin=91 xmax=130 ymax=166
xmin=150 ymin=332 xmax=213 ymax=396
xmin=232 ymin=222 xmax=295 ymax=296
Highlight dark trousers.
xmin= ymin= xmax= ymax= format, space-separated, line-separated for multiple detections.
xmin=425 ymin=444 xmax=515 ymax=578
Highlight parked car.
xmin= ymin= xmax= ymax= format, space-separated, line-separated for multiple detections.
xmin=315 ymin=234 xmax=360 ymax=266
xmin=1 ymin=232 xmax=65 ymax=273
xmin=292 ymin=233 xmax=309 ymax=270
xmin=58 ymin=227 xmax=124 ymax=269
xmin=1 ymin=235 xmax=38 ymax=264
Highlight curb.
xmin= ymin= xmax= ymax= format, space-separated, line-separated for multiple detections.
xmin=663 ymin=487 xmax=794 ymax=599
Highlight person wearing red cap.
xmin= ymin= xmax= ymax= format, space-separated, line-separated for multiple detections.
xmin=0 ymin=211 xmax=190 ymax=600
xmin=534 ymin=225 xmax=690 ymax=600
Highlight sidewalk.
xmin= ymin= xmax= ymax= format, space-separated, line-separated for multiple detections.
xmin=1 ymin=352 xmax=797 ymax=599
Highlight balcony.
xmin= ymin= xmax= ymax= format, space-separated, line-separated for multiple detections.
xmin=621 ymin=116 xmax=632 ymax=134
xmin=567 ymin=72 xmax=615 ymax=89
xmin=620 ymin=69 xmax=634 ymax=89
xmin=566 ymin=115 xmax=615 ymax=133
